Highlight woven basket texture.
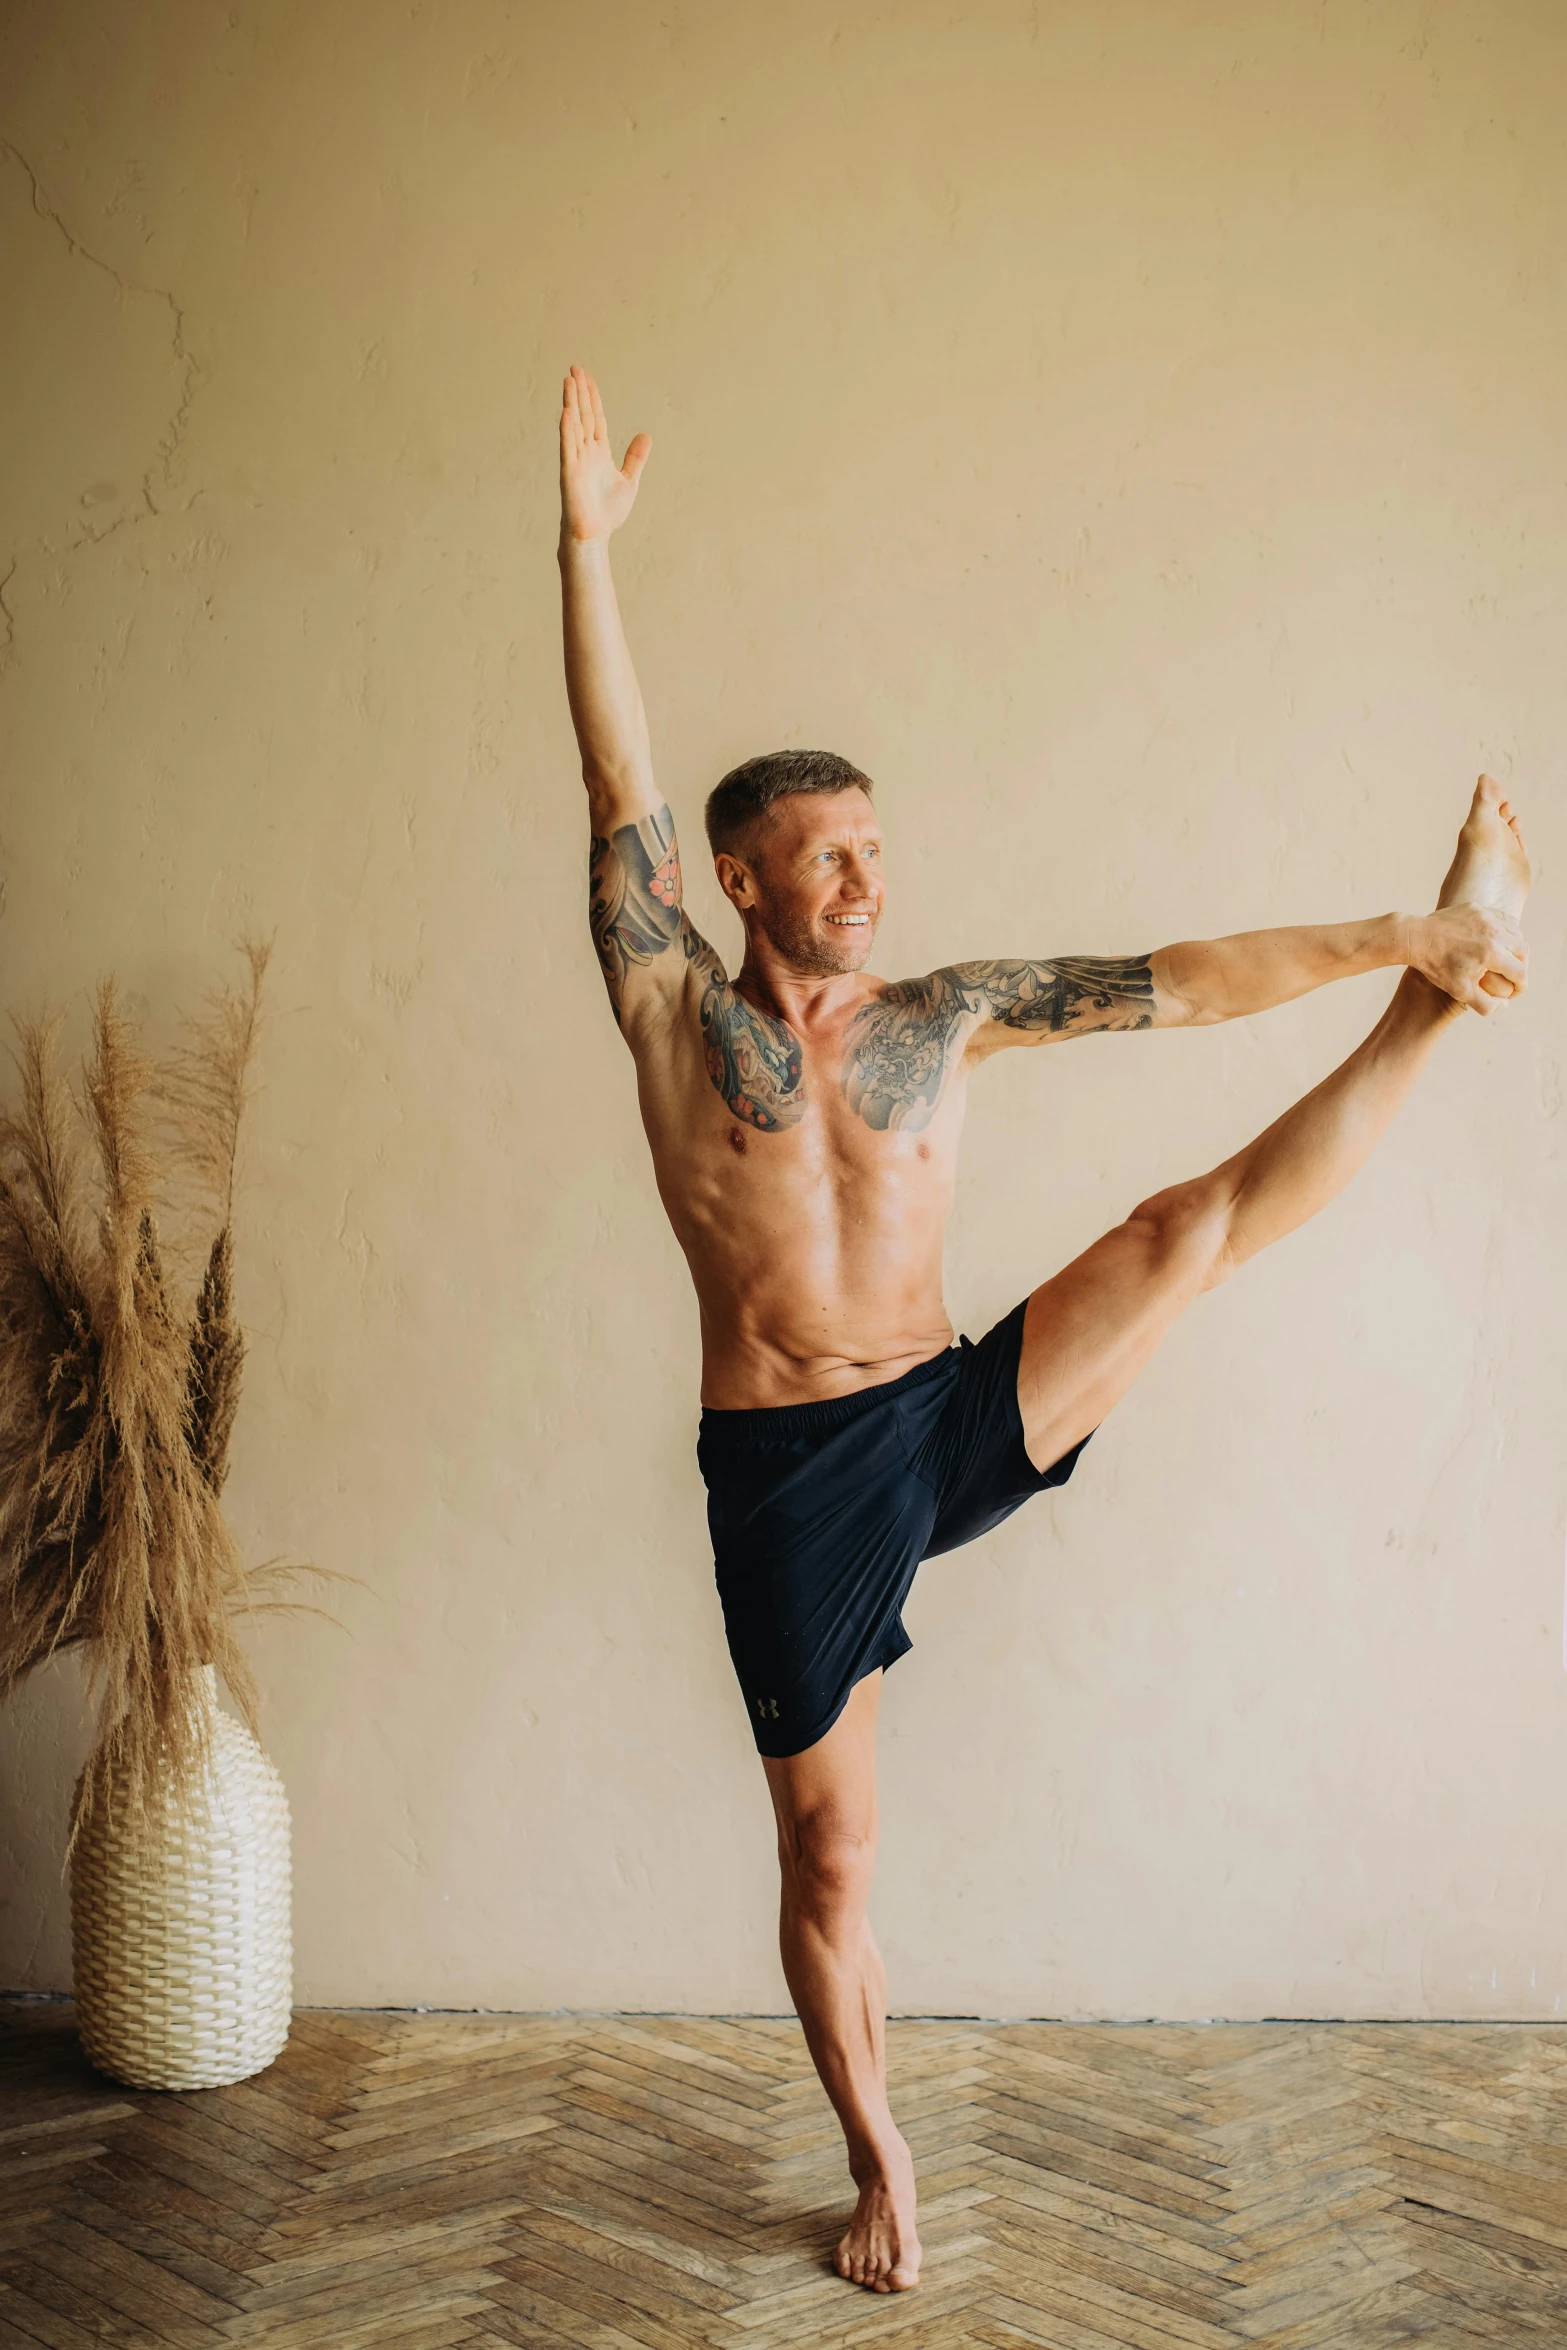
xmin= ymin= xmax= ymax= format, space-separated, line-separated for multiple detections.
xmin=69 ymin=1664 xmax=293 ymax=2090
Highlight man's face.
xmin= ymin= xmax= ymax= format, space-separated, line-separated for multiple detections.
xmin=720 ymin=789 xmax=885 ymax=976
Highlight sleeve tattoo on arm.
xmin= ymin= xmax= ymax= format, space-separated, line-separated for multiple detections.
xmin=963 ymin=954 xmax=1156 ymax=1037
xmin=588 ymin=801 xmax=805 ymax=1130
xmin=588 ymin=804 xmax=684 ymax=1009
xmin=842 ymin=954 xmax=1155 ymax=1132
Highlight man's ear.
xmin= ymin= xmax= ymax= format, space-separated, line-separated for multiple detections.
xmin=714 ymin=849 xmax=758 ymax=911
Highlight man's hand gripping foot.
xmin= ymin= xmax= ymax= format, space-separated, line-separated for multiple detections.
xmin=835 ymin=2133 xmax=922 ymax=2293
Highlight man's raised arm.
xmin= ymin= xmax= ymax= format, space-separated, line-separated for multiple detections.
xmin=558 ymin=364 xmax=688 ymax=1026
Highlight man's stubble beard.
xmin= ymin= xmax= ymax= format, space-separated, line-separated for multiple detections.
xmin=757 ymin=900 xmax=878 ymax=977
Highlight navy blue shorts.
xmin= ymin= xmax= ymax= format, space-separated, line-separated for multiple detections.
xmin=696 ymin=1299 xmax=1093 ymax=1758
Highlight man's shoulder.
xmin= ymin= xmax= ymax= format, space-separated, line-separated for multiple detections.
xmin=846 ymin=966 xmax=984 ymax=1029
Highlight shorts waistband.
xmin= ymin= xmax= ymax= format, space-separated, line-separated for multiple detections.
xmin=698 ymin=1340 xmax=959 ymax=1448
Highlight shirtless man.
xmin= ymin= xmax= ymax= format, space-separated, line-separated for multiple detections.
xmin=556 ymin=365 xmax=1530 ymax=2294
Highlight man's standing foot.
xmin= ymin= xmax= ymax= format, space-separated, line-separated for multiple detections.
xmin=835 ymin=2131 xmax=922 ymax=2291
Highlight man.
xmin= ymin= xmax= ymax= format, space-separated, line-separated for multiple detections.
xmin=556 ymin=365 xmax=1529 ymax=2294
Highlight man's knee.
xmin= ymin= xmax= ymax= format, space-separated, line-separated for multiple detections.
xmin=778 ymin=1807 xmax=878 ymax=1925
xmin=1124 ymin=1174 xmax=1237 ymax=1295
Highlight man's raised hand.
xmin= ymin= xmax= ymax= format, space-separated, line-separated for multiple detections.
xmin=560 ymin=366 xmax=651 ymax=543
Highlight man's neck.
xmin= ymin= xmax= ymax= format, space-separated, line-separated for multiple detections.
xmin=734 ymin=953 xmax=876 ymax=1033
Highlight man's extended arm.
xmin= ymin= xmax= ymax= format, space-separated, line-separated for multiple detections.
xmin=954 ymin=907 xmax=1526 ymax=1053
xmin=1151 ymin=910 xmax=1525 ymax=1025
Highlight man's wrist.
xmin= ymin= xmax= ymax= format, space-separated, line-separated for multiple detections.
xmin=1380 ymin=911 xmax=1421 ymax=972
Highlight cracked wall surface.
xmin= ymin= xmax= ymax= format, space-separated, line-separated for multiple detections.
xmin=0 ymin=138 xmax=197 ymax=616
xmin=0 ymin=0 xmax=1564 ymax=2017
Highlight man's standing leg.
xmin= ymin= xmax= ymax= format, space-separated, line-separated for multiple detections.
xmin=762 ymin=1670 xmax=921 ymax=2293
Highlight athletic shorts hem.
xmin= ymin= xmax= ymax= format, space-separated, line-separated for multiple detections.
xmin=749 ymin=1639 xmax=911 ymax=1760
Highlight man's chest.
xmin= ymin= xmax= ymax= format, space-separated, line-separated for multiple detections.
xmin=673 ymin=965 xmax=976 ymax=1141
xmin=642 ymin=1011 xmax=967 ymax=1236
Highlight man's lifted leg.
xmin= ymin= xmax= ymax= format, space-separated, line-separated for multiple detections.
xmin=1015 ymin=776 xmax=1529 ymax=1472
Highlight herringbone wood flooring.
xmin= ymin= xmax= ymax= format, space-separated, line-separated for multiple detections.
xmin=3 ymin=2003 xmax=1565 ymax=2347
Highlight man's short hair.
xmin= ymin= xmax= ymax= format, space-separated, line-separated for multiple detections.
xmin=704 ymin=750 xmax=873 ymax=859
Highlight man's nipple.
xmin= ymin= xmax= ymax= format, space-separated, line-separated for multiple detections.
xmin=728 ymin=1126 xmax=747 ymax=1155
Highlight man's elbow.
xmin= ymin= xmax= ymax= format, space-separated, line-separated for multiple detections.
xmin=583 ymin=767 xmax=655 ymax=832
xmin=1149 ymin=943 xmax=1217 ymax=1028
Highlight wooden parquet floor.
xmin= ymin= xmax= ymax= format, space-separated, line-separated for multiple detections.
xmin=3 ymin=2004 xmax=1566 ymax=2348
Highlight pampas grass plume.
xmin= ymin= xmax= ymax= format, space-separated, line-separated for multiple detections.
xmin=0 ymin=941 xmax=317 ymax=1854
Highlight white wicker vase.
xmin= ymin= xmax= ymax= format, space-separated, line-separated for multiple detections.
xmin=69 ymin=1663 xmax=293 ymax=2090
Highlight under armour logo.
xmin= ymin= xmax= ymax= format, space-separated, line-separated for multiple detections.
xmin=755 ymin=1696 xmax=780 ymax=1721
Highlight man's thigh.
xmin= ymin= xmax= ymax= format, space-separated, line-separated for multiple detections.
xmin=1016 ymin=1183 xmax=1226 ymax=1475
xmin=762 ymin=1668 xmax=882 ymax=1863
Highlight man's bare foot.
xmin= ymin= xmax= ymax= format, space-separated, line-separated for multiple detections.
xmin=835 ymin=2135 xmax=921 ymax=2292
xmin=1438 ymin=773 xmax=1530 ymax=916
xmin=1436 ymin=775 xmax=1531 ymax=998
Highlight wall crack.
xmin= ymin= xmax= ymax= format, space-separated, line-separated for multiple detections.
xmin=0 ymin=139 xmax=208 ymax=655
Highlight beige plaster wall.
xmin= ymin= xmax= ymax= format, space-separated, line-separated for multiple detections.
xmin=1 ymin=0 xmax=1563 ymax=2019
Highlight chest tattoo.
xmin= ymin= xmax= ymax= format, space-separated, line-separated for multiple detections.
xmin=841 ymin=972 xmax=971 ymax=1132
xmin=685 ymin=935 xmax=805 ymax=1132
